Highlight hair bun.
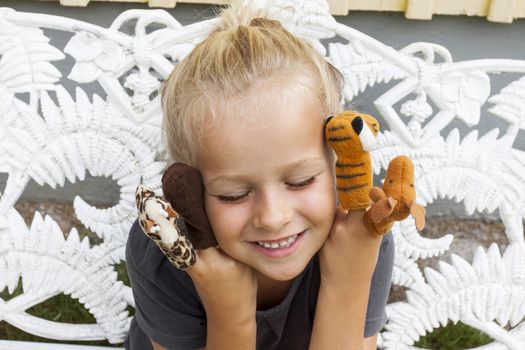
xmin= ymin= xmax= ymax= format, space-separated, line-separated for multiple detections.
xmin=216 ymin=1 xmax=267 ymax=32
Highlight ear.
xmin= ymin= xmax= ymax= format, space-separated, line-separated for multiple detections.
xmin=410 ymin=201 xmax=426 ymax=230
xmin=369 ymin=187 xmax=387 ymax=203
xmin=370 ymin=197 xmax=397 ymax=223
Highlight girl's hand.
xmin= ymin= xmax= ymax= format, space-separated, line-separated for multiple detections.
xmin=319 ymin=206 xmax=382 ymax=290
xmin=186 ymin=246 xmax=257 ymax=322
xmin=186 ymin=247 xmax=258 ymax=349
xmin=310 ymin=206 xmax=384 ymax=349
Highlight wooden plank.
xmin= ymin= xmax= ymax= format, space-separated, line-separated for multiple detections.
xmin=405 ymin=0 xmax=434 ymax=20
xmin=50 ymin=0 xmax=229 ymax=7
xmin=35 ymin=0 xmax=525 ymax=21
xmin=149 ymin=0 xmax=177 ymax=7
xmin=488 ymin=0 xmax=517 ymax=23
xmin=328 ymin=0 xmax=349 ymax=15
xmin=59 ymin=0 xmax=90 ymax=6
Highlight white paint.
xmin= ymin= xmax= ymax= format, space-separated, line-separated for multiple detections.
xmin=0 ymin=1 xmax=524 ymax=348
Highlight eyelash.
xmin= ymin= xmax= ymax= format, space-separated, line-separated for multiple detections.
xmin=217 ymin=193 xmax=249 ymax=202
xmin=217 ymin=177 xmax=317 ymax=202
xmin=287 ymin=176 xmax=317 ymax=188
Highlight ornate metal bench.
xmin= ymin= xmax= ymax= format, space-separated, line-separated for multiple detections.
xmin=0 ymin=1 xmax=524 ymax=349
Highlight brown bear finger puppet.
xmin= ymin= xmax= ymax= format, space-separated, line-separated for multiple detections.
xmin=135 ymin=163 xmax=217 ymax=270
xmin=325 ymin=111 xmax=426 ymax=236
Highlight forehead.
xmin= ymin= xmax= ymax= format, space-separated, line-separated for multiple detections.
xmin=195 ymin=91 xmax=327 ymax=179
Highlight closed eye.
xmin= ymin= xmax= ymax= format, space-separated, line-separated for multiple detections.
xmin=217 ymin=192 xmax=249 ymax=202
xmin=287 ymin=176 xmax=316 ymax=188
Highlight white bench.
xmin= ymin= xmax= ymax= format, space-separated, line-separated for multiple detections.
xmin=0 ymin=1 xmax=524 ymax=349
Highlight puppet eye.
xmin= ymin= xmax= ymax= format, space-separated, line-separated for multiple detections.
xmin=351 ymin=116 xmax=363 ymax=134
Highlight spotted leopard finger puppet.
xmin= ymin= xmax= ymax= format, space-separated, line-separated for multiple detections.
xmin=135 ymin=163 xmax=217 ymax=270
xmin=325 ymin=111 xmax=426 ymax=235
xmin=135 ymin=185 xmax=196 ymax=270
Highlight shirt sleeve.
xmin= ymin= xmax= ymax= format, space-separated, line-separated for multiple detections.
xmin=126 ymin=220 xmax=207 ymax=350
xmin=364 ymin=232 xmax=395 ymax=338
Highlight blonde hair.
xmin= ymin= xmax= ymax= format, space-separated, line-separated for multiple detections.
xmin=161 ymin=2 xmax=343 ymax=166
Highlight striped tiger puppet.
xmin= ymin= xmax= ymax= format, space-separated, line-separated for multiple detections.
xmin=325 ymin=110 xmax=379 ymax=211
xmin=325 ymin=111 xmax=426 ymax=235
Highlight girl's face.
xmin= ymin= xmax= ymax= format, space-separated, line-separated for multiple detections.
xmin=197 ymin=92 xmax=336 ymax=282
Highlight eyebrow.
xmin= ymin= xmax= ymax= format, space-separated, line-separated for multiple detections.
xmin=205 ymin=157 xmax=326 ymax=186
xmin=283 ymin=157 xmax=326 ymax=173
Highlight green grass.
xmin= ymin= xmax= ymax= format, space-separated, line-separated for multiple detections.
xmin=415 ymin=321 xmax=493 ymax=349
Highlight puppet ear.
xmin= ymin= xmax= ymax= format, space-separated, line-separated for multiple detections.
xmin=165 ymin=205 xmax=179 ymax=218
xmin=370 ymin=197 xmax=397 ymax=223
xmin=410 ymin=201 xmax=426 ymax=230
xmin=369 ymin=187 xmax=387 ymax=203
xmin=162 ymin=163 xmax=217 ymax=249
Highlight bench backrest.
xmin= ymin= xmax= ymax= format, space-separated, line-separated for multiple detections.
xmin=0 ymin=1 xmax=524 ymax=348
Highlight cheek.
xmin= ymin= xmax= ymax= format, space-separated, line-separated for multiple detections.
xmin=297 ymin=179 xmax=336 ymax=228
xmin=204 ymin=197 xmax=247 ymax=243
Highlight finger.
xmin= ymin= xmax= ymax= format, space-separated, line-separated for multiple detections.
xmin=335 ymin=205 xmax=350 ymax=219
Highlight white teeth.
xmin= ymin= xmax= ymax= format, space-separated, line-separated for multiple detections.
xmin=257 ymin=233 xmax=299 ymax=250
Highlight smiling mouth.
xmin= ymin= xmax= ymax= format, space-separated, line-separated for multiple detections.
xmin=255 ymin=232 xmax=302 ymax=250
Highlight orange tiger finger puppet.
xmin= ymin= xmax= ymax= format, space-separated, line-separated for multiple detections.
xmin=325 ymin=111 xmax=379 ymax=211
xmin=325 ymin=111 xmax=426 ymax=235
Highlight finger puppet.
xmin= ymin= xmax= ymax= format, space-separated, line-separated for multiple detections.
xmin=161 ymin=163 xmax=217 ymax=249
xmin=135 ymin=163 xmax=217 ymax=270
xmin=325 ymin=110 xmax=379 ymax=211
xmin=135 ymin=185 xmax=196 ymax=270
xmin=325 ymin=111 xmax=426 ymax=235
xmin=364 ymin=155 xmax=426 ymax=235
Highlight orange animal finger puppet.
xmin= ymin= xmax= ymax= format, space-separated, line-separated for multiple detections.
xmin=325 ymin=110 xmax=426 ymax=235
xmin=365 ymin=155 xmax=426 ymax=235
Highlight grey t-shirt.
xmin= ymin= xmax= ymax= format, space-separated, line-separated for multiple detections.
xmin=125 ymin=220 xmax=394 ymax=350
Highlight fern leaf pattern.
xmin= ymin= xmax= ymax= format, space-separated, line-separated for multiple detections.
xmin=0 ymin=209 xmax=130 ymax=342
xmin=329 ymin=42 xmax=409 ymax=101
xmin=489 ymin=76 xmax=525 ymax=128
xmin=1 ymin=2 xmax=525 ymax=347
xmin=380 ymin=243 xmax=525 ymax=350
xmin=415 ymin=128 xmax=525 ymax=216
xmin=393 ymin=219 xmax=454 ymax=261
xmin=1 ymin=86 xmax=163 ymax=246
xmin=0 ymin=10 xmax=63 ymax=93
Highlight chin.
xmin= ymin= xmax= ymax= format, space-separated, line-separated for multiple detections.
xmin=260 ymin=261 xmax=309 ymax=281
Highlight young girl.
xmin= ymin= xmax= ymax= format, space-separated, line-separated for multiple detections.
xmin=125 ymin=3 xmax=394 ymax=349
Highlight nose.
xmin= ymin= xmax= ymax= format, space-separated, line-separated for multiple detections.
xmin=253 ymin=189 xmax=292 ymax=233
